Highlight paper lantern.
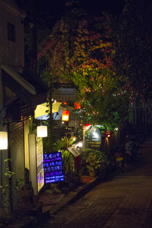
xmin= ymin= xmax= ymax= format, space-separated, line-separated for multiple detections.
xmin=37 ymin=126 xmax=48 ymax=137
xmin=62 ymin=110 xmax=70 ymax=121
xmin=0 ymin=131 xmax=8 ymax=150
xmin=74 ymin=102 xmax=81 ymax=109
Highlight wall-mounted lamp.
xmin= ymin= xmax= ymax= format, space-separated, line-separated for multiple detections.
xmin=37 ymin=126 xmax=48 ymax=138
xmin=0 ymin=131 xmax=8 ymax=150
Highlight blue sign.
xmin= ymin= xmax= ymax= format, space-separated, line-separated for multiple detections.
xmin=43 ymin=152 xmax=64 ymax=183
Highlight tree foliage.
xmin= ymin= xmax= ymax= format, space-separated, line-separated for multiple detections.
xmin=39 ymin=6 xmax=130 ymax=127
xmin=113 ymin=0 xmax=152 ymax=104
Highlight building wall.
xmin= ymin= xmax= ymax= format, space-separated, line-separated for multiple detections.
xmin=0 ymin=1 xmax=25 ymax=70
xmin=9 ymin=122 xmax=25 ymax=181
xmin=9 ymin=122 xmax=25 ymax=209
xmin=0 ymin=1 xmax=30 ymax=210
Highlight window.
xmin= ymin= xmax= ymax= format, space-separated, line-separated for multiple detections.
xmin=7 ymin=22 xmax=16 ymax=42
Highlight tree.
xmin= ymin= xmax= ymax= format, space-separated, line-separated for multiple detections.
xmin=38 ymin=5 xmax=130 ymax=128
xmin=113 ymin=0 xmax=152 ymax=104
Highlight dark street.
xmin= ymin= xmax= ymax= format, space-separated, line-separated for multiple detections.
xmin=41 ymin=138 xmax=152 ymax=228
xmin=1 ymin=1 xmax=152 ymax=228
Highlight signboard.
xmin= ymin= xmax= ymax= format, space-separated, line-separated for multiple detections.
xmin=68 ymin=146 xmax=80 ymax=157
xmin=43 ymin=152 xmax=64 ymax=183
xmin=34 ymin=102 xmax=61 ymax=120
xmin=36 ymin=138 xmax=44 ymax=192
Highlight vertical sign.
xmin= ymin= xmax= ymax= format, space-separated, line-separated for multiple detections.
xmin=36 ymin=137 xmax=44 ymax=192
xmin=43 ymin=152 xmax=64 ymax=183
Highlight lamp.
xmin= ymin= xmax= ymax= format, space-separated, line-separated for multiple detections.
xmin=0 ymin=131 xmax=8 ymax=150
xmin=62 ymin=110 xmax=70 ymax=121
xmin=74 ymin=102 xmax=81 ymax=109
xmin=37 ymin=125 xmax=48 ymax=137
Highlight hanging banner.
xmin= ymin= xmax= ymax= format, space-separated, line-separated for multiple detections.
xmin=43 ymin=152 xmax=64 ymax=183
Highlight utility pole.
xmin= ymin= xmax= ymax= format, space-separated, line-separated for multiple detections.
xmin=48 ymin=72 xmax=54 ymax=153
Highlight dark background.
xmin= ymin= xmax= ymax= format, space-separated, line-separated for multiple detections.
xmin=16 ymin=0 xmax=125 ymax=19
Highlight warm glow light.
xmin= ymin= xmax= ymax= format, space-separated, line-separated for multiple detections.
xmin=75 ymin=141 xmax=83 ymax=148
xmin=37 ymin=126 xmax=48 ymax=137
xmin=74 ymin=102 xmax=81 ymax=109
xmin=83 ymin=124 xmax=91 ymax=131
xmin=0 ymin=131 xmax=8 ymax=150
xmin=62 ymin=110 xmax=70 ymax=121
xmin=114 ymin=127 xmax=119 ymax=131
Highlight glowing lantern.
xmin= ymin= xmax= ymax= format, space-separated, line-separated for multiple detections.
xmin=0 ymin=131 xmax=8 ymax=150
xmin=62 ymin=110 xmax=70 ymax=121
xmin=83 ymin=124 xmax=91 ymax=131
xmin=105 ymin=131 xmax=111 ymax=138
xmin=37 ymin=126 xmax=48 ymax=137
xmin=74 ymin=102 xmax=81 ymax=109
xmin=84 ymin=124 xmax=91 ymax=127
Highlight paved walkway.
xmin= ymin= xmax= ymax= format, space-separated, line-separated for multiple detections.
xmin=41 ymin=137 xmax=152 ymax=228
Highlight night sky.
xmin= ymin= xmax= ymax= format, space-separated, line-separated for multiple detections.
xmin=37 ymin=0 xmax=125 ymax=18
xmin=16 ymin=0 xmax=125 ymax=19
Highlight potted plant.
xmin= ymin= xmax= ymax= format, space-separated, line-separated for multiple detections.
xmin=80 ymin=149 xmax=106 ymax=183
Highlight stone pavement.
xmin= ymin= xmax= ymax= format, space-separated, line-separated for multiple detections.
xmin=39 ymin=137 xmax=152 ymax=228
xmin=38 ymin=176 xmax=100 ymax=216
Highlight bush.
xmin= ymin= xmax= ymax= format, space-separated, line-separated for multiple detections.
xmin=80 ymin=149 xmax=108 ymax=177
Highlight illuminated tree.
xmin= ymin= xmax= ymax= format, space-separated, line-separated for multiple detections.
xmin=38 ymin=7 xmax=130 ymax=128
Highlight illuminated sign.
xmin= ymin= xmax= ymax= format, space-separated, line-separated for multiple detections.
xmin=43 ymin=152 xmax=64 ymax=183
xmin=34 ymin=102 xmax=62 ymax=120
xmin=36 ymin=138 xmax=44 ymax=192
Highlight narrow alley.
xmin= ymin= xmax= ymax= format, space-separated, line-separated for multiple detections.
xmin=41 ymin=137 xmax=152 ymax=228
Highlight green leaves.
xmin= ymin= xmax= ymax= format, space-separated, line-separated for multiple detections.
xmin=38 ymin=7 xmax=130 ymax=128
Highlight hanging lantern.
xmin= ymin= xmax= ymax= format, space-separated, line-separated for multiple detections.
xmin=37 ymin=126 xmax=48 ymax=137
xmin=62 ymin=110 xmax=70 ymax=121
xmin=0 ymin=131 xmax=8 ymax=150
xmin=74 ymin=102 xmax=81 ymax=109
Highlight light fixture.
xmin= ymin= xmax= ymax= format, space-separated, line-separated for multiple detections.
xmin=74 ymin=102 xmax=81 ymax=109
xmin=114 ymin=127 xmax=119 ymax=131
xmin=0 ymin=131 xmax=8 ymax=150
xmin=37 ymin=126 xmax=48 ymax=138
xmin=62 ymin=110 xmax=70 ymax=121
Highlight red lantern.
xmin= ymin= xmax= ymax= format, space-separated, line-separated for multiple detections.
xmin=62 ymin=110 xmax=70 ymax=121
xmin=74 ymin=102 xmax=81 ymax=109
xmin=84 ymin=124 xmax=91 ymax=127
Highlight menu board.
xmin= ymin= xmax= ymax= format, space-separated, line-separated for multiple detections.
xmin=43 ymin=152 xmax=64 ymax=183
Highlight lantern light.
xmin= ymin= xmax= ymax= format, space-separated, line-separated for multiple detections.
xmin=62 ymin=110 xmax=70 ymax=121
xmin=37 ymin=126 xmax=48 ymax=138
xmin=114 ymin=127 xmax=119 ymax=131
xmin=74 ymin=102 xmax=81 ymax=109
xmin=0 ymin=131 xmax=8 ymax=150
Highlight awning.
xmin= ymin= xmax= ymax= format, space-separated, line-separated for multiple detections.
xmin=53 ymin=88 xmax=78 ymax=102
xmin=34 ymin=102 xmax=62 ymax=120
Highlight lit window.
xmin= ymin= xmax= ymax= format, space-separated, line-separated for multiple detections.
xmin=7 ymin=23 xmax=16 ymax=42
